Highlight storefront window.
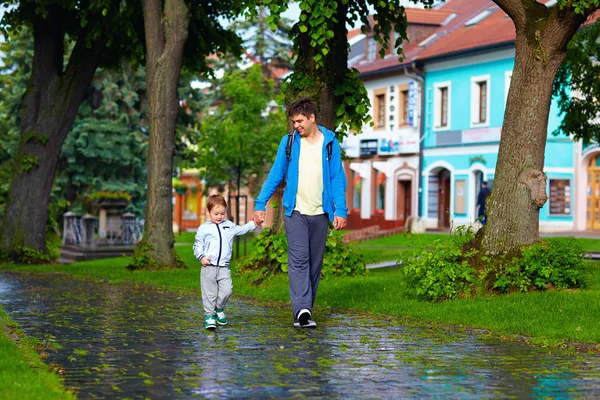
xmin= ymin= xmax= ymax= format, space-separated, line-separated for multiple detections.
xmin=548 ymin=179 xmax=571 ymax=215
xmin=353 ymin=180 xmax=361 ymax=211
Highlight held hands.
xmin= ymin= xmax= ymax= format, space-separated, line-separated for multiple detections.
xmin=252 ymin=210 xmax=266 ymax=226
xmin=201 ymin=256 xmax=211 ymax=267
xmin=333 ymin=216 xmax=347 ymax=230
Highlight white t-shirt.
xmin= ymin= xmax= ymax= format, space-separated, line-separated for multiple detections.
xmin=294 ymin=134 xmax=324 ymax=215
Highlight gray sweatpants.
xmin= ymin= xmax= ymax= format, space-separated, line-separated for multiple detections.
xmin=284 ymin=211 xmax=329 ymax=319
xmin=200 ymin=266 xmax=233 ymax=316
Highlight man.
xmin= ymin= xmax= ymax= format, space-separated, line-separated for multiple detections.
xmin=252 ymin=98 xmax=347 ymax=328
xmin=477 ymin=181 xmax=491 ymax=226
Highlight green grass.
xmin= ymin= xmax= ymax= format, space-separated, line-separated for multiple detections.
xmin=0 ymin=311 xmax=76 ymax=399
xmin=3 ymin=235 xmax=600 ymax=345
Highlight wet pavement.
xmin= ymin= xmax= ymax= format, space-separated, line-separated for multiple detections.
xmin=1 ymin=271 xmax=600 ymax=399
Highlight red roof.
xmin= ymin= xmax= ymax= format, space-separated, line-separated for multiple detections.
xmin=355 ymin=0 xmax=497 ymax=75
xmin=356 ymin=0 xmax=600 ymax=76
xmin=404 ymin=8 xmax=454 ymax=26
xmin=417 ymin=4 xmax=514 ymax=60
xmin=347 ymin=27 xmax=363 ymax=41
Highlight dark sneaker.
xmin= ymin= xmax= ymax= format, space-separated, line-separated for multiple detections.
xmin=293 ymin=319 xmax=316 ymax=328
xmin=297 ymin=309 xmax=311 ymax=326
xmin=216 ymin=308 xmax=227 ymax=325
xmin=204 ymin=315 xmax=217 ymax=330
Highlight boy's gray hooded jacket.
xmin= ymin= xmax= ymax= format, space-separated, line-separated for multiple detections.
xmin=193 ymin=220 xmax=256 ymax=267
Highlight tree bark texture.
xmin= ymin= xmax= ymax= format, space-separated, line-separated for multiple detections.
xmin=138 ymin=0 xmax=189 ymax=267
xmin=483 ymin=1 xmax=588 ymax=253
xmin=285 ymin=1 xmax=348 ymax=131
xmin=0 ymin=6 xmax=103 ymax=255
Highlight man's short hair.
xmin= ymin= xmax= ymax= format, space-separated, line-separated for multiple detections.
xmin=287 ymin=98 xmax=317 ymax=119
xmin=206 ymin=194 xmax=227 ymax=212
xmin=482 ymin=181 xmax=488 ymax=186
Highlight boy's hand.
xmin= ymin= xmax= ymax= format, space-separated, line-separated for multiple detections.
xmin=201 ymin=256 xmax=211 ymax=266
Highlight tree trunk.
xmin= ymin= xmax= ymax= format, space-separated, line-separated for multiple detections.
xmin=0 ymin=7 xmax=103 ymax=257
xmin=285 ymin=2 xmax=348 ymax=131
xmin=136 ymin=0 xmax=189 ymax=268
xmin=482 ymin=2 xmax=586 ymax=254
xmin=270 ymin=1 xmax=348 ymax=234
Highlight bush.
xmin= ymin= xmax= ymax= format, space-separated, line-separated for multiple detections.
xmin=238 ymin=228 xmax=366 ymax=284
xmin=402 ymin=227 xmax=479 ymax=301
xmin=0 ymin=242 xmax=60 ymax=265
xmin=492 ymin=238 xmax=584 ymax=293
xmin=402 ymin=229 xmax=586 ymax=301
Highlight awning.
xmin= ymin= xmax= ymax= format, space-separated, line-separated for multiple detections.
xmin=376 ymin=172 xmax=386 ymax=186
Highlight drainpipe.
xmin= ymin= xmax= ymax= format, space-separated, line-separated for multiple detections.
xmin=404 ymin=62 xmax=426 ymax=217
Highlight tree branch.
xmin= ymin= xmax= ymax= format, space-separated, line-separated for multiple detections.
xmin=492 ymin=0 xmax=526 ymax=26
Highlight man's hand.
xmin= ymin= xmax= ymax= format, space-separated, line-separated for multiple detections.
xmin=201 ymin=256 xmax=211 ymax=266
xmin=253 ymin=210 xmax=266 ymax=225
xmin=333 ymin=216 xmax=347 ymax=230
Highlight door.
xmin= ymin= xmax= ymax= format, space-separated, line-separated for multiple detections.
xmin=587 ymin=155 xmax=600 ymax=230
xmin=437 ymin=169 xmax=451 ymax=229
xmin=396 ymin=180 xmax=412 ymax=221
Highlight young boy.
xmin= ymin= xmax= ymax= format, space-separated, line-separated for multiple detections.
xmin=193 ymin=194 xmax=258 ymax=330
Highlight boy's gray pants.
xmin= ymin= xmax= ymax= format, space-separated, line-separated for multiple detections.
xmin=200 ymin=266 xmax=233 ymax=316
xmin=284 ymin=211 xmax=329 ymax=319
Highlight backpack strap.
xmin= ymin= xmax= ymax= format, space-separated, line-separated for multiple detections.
xmin=285 ymin=131 xmax=295 ymax=162
xmin=286 ymin=130 xmax=334 ymax=162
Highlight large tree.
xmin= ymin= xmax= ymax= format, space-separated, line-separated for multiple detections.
xmin=194 ymin=64 xmax=285 ymax=217
xmin=481 ymin=0 xmax=599 ymax=254
xmin=257 ymin=0 xmax=435 ymax=231
xmin=132 ymin=0 xmax=243 ymax=268
xmin=0 ymin=0 xmax=140 ymax=259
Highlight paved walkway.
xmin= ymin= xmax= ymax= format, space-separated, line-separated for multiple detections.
xmin=1 ymin=272 xmax=600 ymax=398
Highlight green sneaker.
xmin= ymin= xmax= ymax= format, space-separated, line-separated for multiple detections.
xmin=215 ymin=308 xmax=227 ymax=325
xmin=204 ymin=315 xmax=216 ymax=330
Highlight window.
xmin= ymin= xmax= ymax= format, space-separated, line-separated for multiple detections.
xmin=478 ymin=81 xmax=487 ymax=123
xmin=504 ymin=70 xmax=512 ymax=104
xmin=433 ymin=82 xmax=451 ymax=130
xmin=353 ymin=179 xmax=361 ymax=212
xmin=398 ymin=84 xmax=409 ymax=126
xmin=373 ymin=89 xmax=386 ymax=129
xmin=548 ymin=179 xmax=571 ymax=215
xmin=376 ymin=173 xmax=386 ymax=213
xmin=439 ymin=87 xmax=448 ymax=127
xmin=470 ymin=75 xmax=490 ymax=127
xmin=367 ymin=37 xmax=377 ymax=61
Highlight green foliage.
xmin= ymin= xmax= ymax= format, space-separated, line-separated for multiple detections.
xmin=0 ymin=239 xmax=60 ymax=265
xmin=402 ymin=230 xmax=586 ymax=302
xmin=553 ymin=20 xmax=600 ymax=143
xmin=56 ymin=65 xmax=148 ymax=216
xmin=0 ymin=29 xmax=31 ymax=208
xmin=86 ymin=191 xmax=132 ymax=202
xmin=402 ymin=228 xmax=479 ymax=301
xmin=193 ymin=64 xmax=285 ymax=195
xmin=254 ymin=0 xmax=437 ymax=136
xmin=127 ymin=241 xmax=187 ymax=271
xmin=229 ymin=7 xmax=294 ymax=71
xmin=127 ymin=241 xmax=162 ymax=271
xmin=557 ymin=0 xmax=600 ymax=14
xmin=19 ymin=156 xmax=39 ymax=173
xmin=493 ymin=238 xmax=584 ymax=293
xmin=238 ymin=228 xmax=366 ymax=284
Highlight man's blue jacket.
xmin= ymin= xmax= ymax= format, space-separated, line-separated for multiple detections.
xmin=254 ymin=125 xmax=348 ymax=222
